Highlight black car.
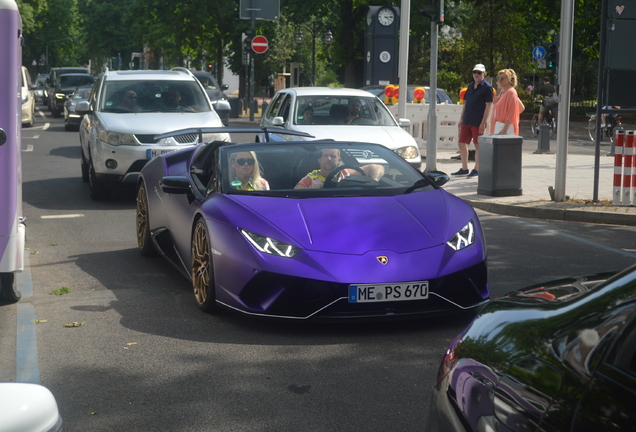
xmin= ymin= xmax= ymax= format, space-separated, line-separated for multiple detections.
xmin=50 ymin=73 xmax=94 ymax=118
xmin=188 ymin=70 xmax=230 ymax=126
xmin=426 ymin=263 xmax=636 ymax=431
xmin=63 ymin=85 xmax=92 ymax=131
xmin=47 ymin=67 xmax=89 ymax=114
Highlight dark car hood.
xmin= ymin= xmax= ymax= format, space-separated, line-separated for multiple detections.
xmin=205 ymin=89 xmax=226 ymax=102
xmin=228 ymin=190 xmax=464 ymax=254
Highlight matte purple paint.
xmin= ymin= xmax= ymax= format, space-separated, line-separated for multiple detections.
xmin=0 ymin=1 xmax=22 ymax=269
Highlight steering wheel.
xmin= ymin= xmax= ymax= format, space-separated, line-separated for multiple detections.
xmin=349 ymin=116 xmax=366 ymax=124
xmin=323 ymin=165 xmax=366 ymax=188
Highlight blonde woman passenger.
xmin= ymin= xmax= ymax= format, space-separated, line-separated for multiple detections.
xmin=490 ymin=68 xmax=525 ymax=135
xmin=230 ymin=151 xmax=270 ymax=191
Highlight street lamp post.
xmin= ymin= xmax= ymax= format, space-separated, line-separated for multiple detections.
xmin=45 ymin=37 xmax=74 ymax=72
xmin=294 ymin=21 xmax=333 ymax=87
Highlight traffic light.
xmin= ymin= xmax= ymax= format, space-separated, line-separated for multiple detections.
xmin=420 ymin=0 xmax=444 ymax=24
xmin=546 ymin=43 xmax=558 ymax=68
xmin=244 ymin=37 xmax=253 ymax=52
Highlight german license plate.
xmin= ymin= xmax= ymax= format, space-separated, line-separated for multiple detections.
xmin=147 ymin=149 xmax=176 ymax=159
xmin=348 ymin=281 xmax=429 ymax=303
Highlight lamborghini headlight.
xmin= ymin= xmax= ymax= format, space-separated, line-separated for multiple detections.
xmin=241 ymin=229 xmax=300 ymax=258
xmin=394 ymin=146 xmax=419 ymax=159
xmin=99 ymin=130 xmax=137 ymax=146
xmin=446 ymin=221 xmax=475 ymax=251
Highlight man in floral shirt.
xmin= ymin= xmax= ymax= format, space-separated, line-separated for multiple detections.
xmin=295 ymin=148 xmax=383 ymax=189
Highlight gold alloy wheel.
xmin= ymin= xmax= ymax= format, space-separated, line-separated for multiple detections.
xmin=192 ymin=222 xmax=211 ymax=306
xmin=136 ymin=186 xmax=149 ymax=250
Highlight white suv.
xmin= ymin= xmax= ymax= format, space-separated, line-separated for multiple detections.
xmin=77 ymin=68 xmax=228 ymax=200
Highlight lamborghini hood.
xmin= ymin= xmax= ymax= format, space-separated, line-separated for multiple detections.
xmin=229 ymin=190 xmax=467 ymax=255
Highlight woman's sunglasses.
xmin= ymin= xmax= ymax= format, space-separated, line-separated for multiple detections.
xmin=234 ymin=158 xmax=255 ymax=166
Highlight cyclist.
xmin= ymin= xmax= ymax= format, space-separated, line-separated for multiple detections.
xmin=601 ymin=105 xmax=620 ymax=128
xmin=535 ymin=76 xmax=557 ymax=125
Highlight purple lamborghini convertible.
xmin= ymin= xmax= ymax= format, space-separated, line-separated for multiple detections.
xmin=135 ymin=128 xmax=489 ymax=320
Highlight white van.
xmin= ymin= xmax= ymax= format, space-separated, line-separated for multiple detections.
xmin=20 ymin=65 xmax=35 ymax=127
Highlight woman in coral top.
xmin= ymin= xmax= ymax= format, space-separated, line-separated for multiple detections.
xmin=490 ymin=69 xmax=525 ymax=135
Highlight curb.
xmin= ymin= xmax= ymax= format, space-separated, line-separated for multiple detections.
xmin=466 ymin=200 xmax=636 ymax=227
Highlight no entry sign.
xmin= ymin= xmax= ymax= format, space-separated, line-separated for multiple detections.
xmin=251 ymin=35 xmax=269 ymax=54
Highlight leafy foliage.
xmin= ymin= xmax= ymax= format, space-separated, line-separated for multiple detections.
xmin=17 ymin=0 xmax=603 ymax=100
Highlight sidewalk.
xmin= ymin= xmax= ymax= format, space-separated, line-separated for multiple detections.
xmin=229 ymin=117 xmax=636 ymax=226
xmin=438 ymin=149 xmax=636 ymax=226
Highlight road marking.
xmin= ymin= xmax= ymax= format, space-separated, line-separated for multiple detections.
xmin=16 ymin=252 xmax=40 ymax=384
xmin=30 ymin=121 xmax=50 ymax=130
xmin=23 ymin=145 xmax=33 ymax=152
xmin=23 ymin=134 xmax=40 ymax=139
xmin=509 ymin=218 xmax=636 ymax=259
xmin=41 ymin=214 xmax=85 ymax=219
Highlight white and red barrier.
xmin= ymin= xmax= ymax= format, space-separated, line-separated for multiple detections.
xmin=613 ymin=129 xmax=636 ymax=206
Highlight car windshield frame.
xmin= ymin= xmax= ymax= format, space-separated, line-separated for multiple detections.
xmin=293 ymin=95 xmax=399 ymax=127
xmin=99 ymin=79 xmax=212 ymax=113
xmin=215 ymin=141 xmax=433 ymax=198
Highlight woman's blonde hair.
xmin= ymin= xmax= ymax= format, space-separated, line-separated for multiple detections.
xmin=230 ymin=151 xmax=266 ymax=190
xmin=498 ymin=69 xmax=518 ymax=88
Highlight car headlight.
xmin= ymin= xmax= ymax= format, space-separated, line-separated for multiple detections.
xmin=446 ymin=221 xmax=475 ymax=251
xmin=21 ymin=93 xmax=29 ymax=104
xmin=394 ymin=146 xmax=419 ymax=159
xmin=99 ymin=130 xmax=138 ymax=146
xmin=241 ymin=229 xmax=300 ymax=258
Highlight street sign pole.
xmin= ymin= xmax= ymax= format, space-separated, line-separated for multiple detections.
xmin=249 ymin=0 xmax=256 ymax=121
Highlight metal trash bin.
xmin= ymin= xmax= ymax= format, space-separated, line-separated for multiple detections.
xmin=477 ymin=134 xmax=523 ymax=197
xmin=228 ymin=97 xmax=241 ymax=118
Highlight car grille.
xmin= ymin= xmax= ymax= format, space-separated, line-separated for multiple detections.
xmin=134 ymin=133 xmax=199 ymax=144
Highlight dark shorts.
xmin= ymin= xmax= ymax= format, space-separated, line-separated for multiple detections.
xmin=459 ymin=124 xmax=482 ymax=145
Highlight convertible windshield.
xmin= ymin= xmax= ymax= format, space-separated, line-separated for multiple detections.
xmin=293 ymin=96 xmax=398 ymax=126
xmin=219 ymin=142 xmax=432 ymax=198
xmin=99 ymin=80 xmax=211 ymax=113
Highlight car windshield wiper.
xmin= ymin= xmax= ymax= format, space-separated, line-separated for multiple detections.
xmin=403 ymin=179 xmax=430 ymax=194
xmin=102 ymin=107 xmax=135 ymax=113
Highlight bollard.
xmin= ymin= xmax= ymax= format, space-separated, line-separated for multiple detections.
xmin=534 ymin=124 xmax=554 ymax=154
xmin=613 ymin=130 xmax=624 ymax=205
xmin=624 ymin=131 xmax=634 ymax=206
xmin=261 ymin=101 xmax=269 ymax=117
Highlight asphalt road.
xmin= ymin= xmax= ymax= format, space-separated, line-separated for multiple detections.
xmin=1 ymin=108 xmax=636 ymax=431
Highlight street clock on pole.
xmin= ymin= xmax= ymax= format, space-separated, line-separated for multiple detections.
xmin=364 ymin=6 xmax=399 ymax=86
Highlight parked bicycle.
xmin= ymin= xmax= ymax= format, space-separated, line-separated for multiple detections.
xmin=531 ymin=101 xmax=557 ymax=138
xmin=587 ymin=111 xmax=622 ymax=143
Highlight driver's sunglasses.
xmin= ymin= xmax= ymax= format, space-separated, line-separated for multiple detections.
xmin=235 ymin=158 xmax=255 ymax=166
xmin=473 ymin=71 xmax=483 ymax=75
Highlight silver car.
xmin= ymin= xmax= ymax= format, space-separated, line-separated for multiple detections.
xmin=259 ymin=87 xmax=421 ymax=169
xmin=77 ymin=68 xmax=228 ymax=200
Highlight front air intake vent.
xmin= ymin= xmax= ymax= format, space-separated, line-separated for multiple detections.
xmin=134 ymin=133 xmax=199 ymax=145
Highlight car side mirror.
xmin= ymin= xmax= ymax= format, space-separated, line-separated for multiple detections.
xmin=75 ymin=100 xmax=92 ymax=115
xmin=398 ymin=118 xmax=411 ymax=128
xmin=0 ymin=383 xmax=63 ymax=432
xmin=161 ymin=176 xmax=193 ymax=195
xmin=221 ymin=84 xmax=229 ymax=91
xmin=272 ymin=116 xmax=284 ymax=126
xmin=425 ymin=170 xmax=450 ymax=187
